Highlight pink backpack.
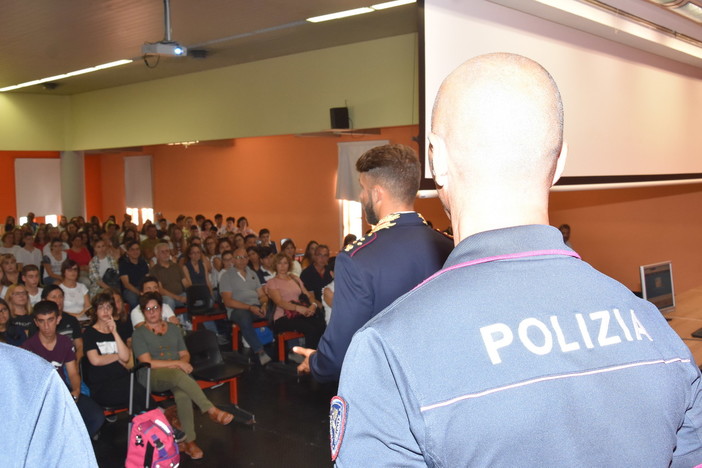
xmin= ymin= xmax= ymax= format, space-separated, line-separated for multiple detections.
xmin=125 ymin=408 xmax=180 ymax=468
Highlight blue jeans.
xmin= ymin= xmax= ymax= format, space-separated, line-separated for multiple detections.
xmin=162 ymin=295 xmax=187 ymax=311
xmin=122 ymin=289 xmax=140 ymax=311
xmin=228 ymin=307 xmax=263 ymax=352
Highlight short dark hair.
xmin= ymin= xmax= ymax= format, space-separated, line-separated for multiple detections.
xmin=41 ymin=284 xmax=63 ymax=300
xmin=60 ymin=258 xmax=79 ymax=277
xmin=355 ymin=144 xmax=420 ymax=204
xmin=141 ymin=275 xmax=160 ymax=291
xmin=21 ymin=264 xmax=39 ymax=276
xmin=139 ymin=291 xmax=163 ymax=311
xmin=258 ymin=246 xmax=273 ymax=259
xmin=259 ymin=228 xmax=270 ymax=237
xmin=215 ymin=213 xmax=223 ymax=220
xmin=226 ymin=216 xmax=235 ymax=223
xmin=244 ymin=234 xmax=257 ymax=242
xmin=89 ymin=292 xmax=119 ymax=325
xmin=33 ymin=300 xmax=59 ymax=318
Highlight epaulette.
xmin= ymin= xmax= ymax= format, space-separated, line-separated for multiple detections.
xmin=343 ymin=213 xmax=402 ymax=255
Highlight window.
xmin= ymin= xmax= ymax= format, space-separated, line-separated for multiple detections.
xmin=341 ymin=199 xmax=362 ymax=242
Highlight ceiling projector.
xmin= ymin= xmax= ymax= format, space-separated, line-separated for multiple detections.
xmin=142 ymin=41 xmax=187 ymax=56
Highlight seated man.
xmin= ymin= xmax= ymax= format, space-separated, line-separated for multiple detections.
xmin=16 ymin=231 xmax=42 ymax=268
xmin=220 ymin=248 xmax=271 ymax=365
xmin=258 ymin=228 xmax=277 ymax=253
xmin=150 ymin=242 xmax=189 ymax=310
xmin=140 ymin=224 xmax=161 ymax=261
xmin=300 ymin=244 xmax=332 ymax=306
xmin=119 ymin=240 xmax=149 ymax=310
xmin=130 ymin=275 xmax=180 ymax=328
xmin=22 ymin=300 xmax=104 ymax=439
xmin=20 ymin=264 xmax=43 ymax=306
xmin=41 ymin=284 xmax=84 ymax=363
xmin=256 ymin=246 xmax=275 ymax=285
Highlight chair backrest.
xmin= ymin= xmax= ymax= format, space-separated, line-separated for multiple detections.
xmin=186 ymin=284 xmax=212 ymax=314
xmin=185 ymin=329 xmax=223 ymax=369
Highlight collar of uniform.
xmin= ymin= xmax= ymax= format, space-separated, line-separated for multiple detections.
xmin=445 ymin=225 xmax=571 ymax=268
xmin=371 ymin=211 xmax=425 ymax=233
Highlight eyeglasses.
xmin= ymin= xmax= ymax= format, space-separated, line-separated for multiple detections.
xmin=0 ymin=307 xmax=9 ymax=313
xmin=12 ymin=291 xmax=28 ymax=296
xmin=144 ymin=305 xmax=160 ymax=312
xmin=233 ymin=255 xmax=247 ymax=260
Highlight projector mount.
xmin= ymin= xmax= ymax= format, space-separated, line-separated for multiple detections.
xmin=142 ymin=0 xmax=187 ymax=57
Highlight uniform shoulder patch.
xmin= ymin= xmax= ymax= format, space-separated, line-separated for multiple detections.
xmin=329 ymin=395 xmax=348 ymax=461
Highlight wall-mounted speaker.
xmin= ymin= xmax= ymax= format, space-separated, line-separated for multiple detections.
xmin=330 ymin=107 xmax=350 ymax=129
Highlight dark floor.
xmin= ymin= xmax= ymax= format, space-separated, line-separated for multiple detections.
xmin=93 ymin=356 xmax=338 ymax=468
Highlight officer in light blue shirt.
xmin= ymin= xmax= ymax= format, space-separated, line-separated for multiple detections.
xmin=333 ymin=53 xmax=702 ymax=467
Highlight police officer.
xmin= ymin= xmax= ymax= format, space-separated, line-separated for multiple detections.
xmin=293 ymin=144 xmax=453 ymax=382
xmin=333 ymin=53 xmax=702 ymax=466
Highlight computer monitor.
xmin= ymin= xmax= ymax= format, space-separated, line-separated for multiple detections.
xmin=640 ymin=261 xmax=675 ymax=314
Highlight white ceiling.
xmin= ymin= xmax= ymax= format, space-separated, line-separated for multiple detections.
xmin=0 ymin=0 xmax=419 ymax=95
xmin=1 ymin=0 xmax=699 ymax=96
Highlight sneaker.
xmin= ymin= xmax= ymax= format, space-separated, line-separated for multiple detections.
xmin=105 ymin=414 xmax=118 ymax=423
xmin=216 ymin=334 xmax=231 ymax=346
xmin=172 ymin=427 xmax=187 ymax=443
xmin=258 ymin=351 xmax=272 ymax=366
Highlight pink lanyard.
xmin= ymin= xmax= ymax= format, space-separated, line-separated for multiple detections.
xmin=416 ymin=249 xmax=581 ymax=289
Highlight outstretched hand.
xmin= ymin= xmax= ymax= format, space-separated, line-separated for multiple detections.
xmin=292 ymin=346 xmax=315 ymax=375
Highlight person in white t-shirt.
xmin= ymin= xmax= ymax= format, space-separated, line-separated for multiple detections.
xmin=58 ymin=259 xmax=90 ymax=322
xmin=20 ymin=265 xmax=43 ymax=306
xmin=15 ymin=232 xmax=42 ymax=269
xmin=130 ymin=275 xmax=179 ymax=328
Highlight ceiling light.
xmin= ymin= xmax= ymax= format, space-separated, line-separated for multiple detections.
xmin=306 ymin=0 xmax=416 ymax=23
xmin=372 ymin=0 xmax=416 ymax=10
xmin=677 ymin=2 xmax=702 ymax=22
xmin=0 ymin=59 xmax=133 ymax=92
xmin=307 ymin=7 xmax=374 ymax=23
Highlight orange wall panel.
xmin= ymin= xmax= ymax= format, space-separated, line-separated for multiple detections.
xmin=84 ymin=154 xmax=103 ymax=220
xmin=550 ymin=184 xmax=702 ymax=293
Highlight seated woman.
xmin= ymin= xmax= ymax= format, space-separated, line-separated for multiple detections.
xmin=0 ymin=297 xmax=26 ymax=345
xmin=132 ymin=292 xmax=234 ymax=460
xmin=5 ymin=284 xmax=34 ymax=337
xmin=42 ymin=239 xmax=67 ymax=286
xmin=82 ymin=292 xmax=153 ymax=413
xmin=88 ymin=239 xmax=119 ymax=299
xmin=280 ymin=239 xmax=302 ymax=277
xmin=1 ymin=254 xmax=21 ymax=286
xmin=234 ymin=217 xmax=255 ymax=237
xmin=265 ymin=253 xmax=325 ymax=350
xmin=182 ymin=244 xmax=213 ymax=296
xmin=301 ymin=240 xmax=319 ymax=270
xmin=58 ymin=259 xmax=91 ymax=323
xmin=66 ymin=233 xmax=92 ymax=287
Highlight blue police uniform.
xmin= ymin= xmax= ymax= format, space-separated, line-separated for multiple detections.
xmin=310 ymin=211 xmax=453 ymax=383
xmin=333 ymin=225 xmax=702 ymax=466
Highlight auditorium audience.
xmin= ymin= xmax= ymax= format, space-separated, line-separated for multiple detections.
xmin=258 ymin=228 xmax=277 ymax=253
xmin=300 ymin=244 xmax=332 ymax=306
xmin=0 ymin=232 xmax=21 ymax=257
xmin=130 ymin=275 xmax=180 ymax=328
xmin=150 ymin=242 xmax=189 ymax=310
xmin=43 ymin=239 xmax=68 ymax=286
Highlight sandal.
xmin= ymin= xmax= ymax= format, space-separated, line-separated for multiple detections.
xmin=178 ymin=441 xmax=204 ymax=460
xmin=208 ymin=406 xmax=234 ymax=425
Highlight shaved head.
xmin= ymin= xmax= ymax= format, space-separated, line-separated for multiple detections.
xmin=430 ymin=53 xmax=566 ymax=241
xmin=432 ymin=53 xmax=563 ymax=189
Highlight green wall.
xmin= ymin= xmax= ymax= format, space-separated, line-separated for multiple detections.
xmin=0 ymin=34 xmax=418 ymax=152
